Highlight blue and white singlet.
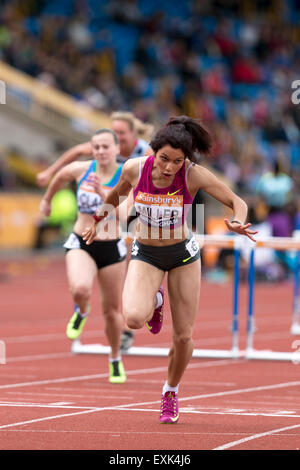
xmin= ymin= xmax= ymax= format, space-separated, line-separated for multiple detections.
xmin=77 ymin=160 xmax=122 ymax=214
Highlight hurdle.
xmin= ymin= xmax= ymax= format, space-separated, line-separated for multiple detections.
xmin=291 ymin=246 xmax=300 ymax=335
xmin=245 ymin=234 xmax=300 ymax=362
xmin=71 ymin=234 xmax=244 ymax=359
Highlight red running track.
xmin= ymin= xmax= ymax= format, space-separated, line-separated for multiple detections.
xmin=1 ymin=252 xmax=300 ymax=451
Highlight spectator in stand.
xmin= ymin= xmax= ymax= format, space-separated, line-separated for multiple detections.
xmin=256 ymin=159 xmax=294 ymax=237
xmin=0 ymin=0 xmax=300 ymax=202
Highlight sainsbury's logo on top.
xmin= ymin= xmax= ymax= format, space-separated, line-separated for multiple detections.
xmin=135 ymin=191 xmax=183 ymax=206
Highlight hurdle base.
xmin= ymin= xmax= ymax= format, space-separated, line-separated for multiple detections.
xmin=71 ymin=340 xmax=242 ymax=359
xmin=245 ymin=347 xmax=300 ymax=363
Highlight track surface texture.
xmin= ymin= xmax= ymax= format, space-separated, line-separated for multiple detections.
xmin=1 ymin=252 xmax=300 ymax=452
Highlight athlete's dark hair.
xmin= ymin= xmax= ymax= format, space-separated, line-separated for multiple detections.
xmin=149 ymin=115 xmax=212 ymax=163
xmin=93 ymin=128 xmax=119 ymax=144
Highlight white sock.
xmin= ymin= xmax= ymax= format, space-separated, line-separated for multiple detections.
xmin=162 ymin=381 xmax=179 ymax=395
xmin=75 ymin=305 xmax=89 ymax=317
xmin=155 ymin=291 xmax=163 ymax=309
xmin=109 ymin=356 xmax=121 ymax=363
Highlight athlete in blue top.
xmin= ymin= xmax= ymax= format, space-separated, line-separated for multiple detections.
xmin=37 ymin=112 xmax=152 ymax=352
xmin=39 ymin=129 xmax=128 ymax=384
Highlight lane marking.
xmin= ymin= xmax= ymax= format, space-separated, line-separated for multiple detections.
xmin=6 ymin=352 xmax=74 ymax=363
xmin=0 ymin=409 xmax=101 ymax=430
xmin=0 ymin=401 xmax=299 ymax=420
xmin=213 ymin=423 xmax=300 ymax=450
xmin=2 ymin=331 xmax=104 ymax=344
xmin=0 ymin=359 xmax=238 ymax=390
xmin=1 ymin=363 xmax=300 ymax=438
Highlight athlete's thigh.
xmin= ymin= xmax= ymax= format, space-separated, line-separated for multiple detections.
xmin=167 ymin=259 xmax=201 ymax=335
xmin=97 ymin=260 xmax=127 ymax=311
xmin=123 ymin=259 xmax=165 ymax=314
xmin=65 ymin=249 xmax=97 ymax=290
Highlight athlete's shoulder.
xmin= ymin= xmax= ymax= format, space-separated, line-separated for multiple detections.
xmin=67 ymin=159 xmax=93 ymax=179
xmin=185 ymin=161 xmax=219 ymax=193
xmin=63 ymin=159 xmax=91 ymax=174
xmin=123 ymin=156 xmax=147 ymax=172
xmin=184 ymin=159 xmax=201 ymax=176
xmin=187 ymin=161 xmax=212 ymax=177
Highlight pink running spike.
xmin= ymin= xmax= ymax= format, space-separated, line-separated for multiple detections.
xmin=145 ymin=286 xmax=164 ymax=334
xmin=160 ymin=391 xmax=179 ymax=423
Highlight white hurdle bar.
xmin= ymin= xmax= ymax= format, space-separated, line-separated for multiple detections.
xmin=245 ymin=234 xmax=300 ymax=362
xmin=71 ymin=234 xmax=244 ymax=359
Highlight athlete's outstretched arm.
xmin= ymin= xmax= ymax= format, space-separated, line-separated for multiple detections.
xmin=190 ymin=165 xmax=258 ymax=242
xmin=37 ymin=142 xmax=92 ymax=187
xmin=39 ymin=162 xmax=83 ymax=217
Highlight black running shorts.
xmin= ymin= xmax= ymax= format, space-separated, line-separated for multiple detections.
xmin=64 ymin=232 xmax=127 ymax=269
xmin=130 ymin=235 xmax=200 ymax=272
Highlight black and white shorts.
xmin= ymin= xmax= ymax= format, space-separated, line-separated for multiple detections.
xmin=64 ymin=233 xmax=127 ymax=270
xmin=130 ymin=234 xmax=200 ymax=272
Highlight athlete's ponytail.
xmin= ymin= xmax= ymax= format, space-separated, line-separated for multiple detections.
xmin=150 ymin=115 xmax=212 ymax=163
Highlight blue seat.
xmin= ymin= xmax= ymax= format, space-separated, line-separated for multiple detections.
xmin=42 ymin=0 xmax=75 ymax=17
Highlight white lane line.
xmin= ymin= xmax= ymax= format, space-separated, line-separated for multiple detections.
xmin=6 ymin=353 xmax=74 ymax=363
xmin=0 ymin=372 xmax=110 ymax=390
xmin=108 ymin=407 xmax=300 ymax=419
xmin=0 ymin=359 xmax=238 ymax=390
xmin=213 ymin=423 xmax=300 ymax=450
xmin=3 ymin=331 xmax=103 ymax=344
xmin=177 ymin=380 xmax=300 ymax=403
xmin=0 ymin=402 xmax=94 ymax=410
xmin=1 ymin=362 xmax=300 ymax=435
xmin=0 ymin=429 xmax=261 ymax=436
xmin=0 ymin=409 xmax=101 ymax=430
xmin=1 ymin=401 xmax=300 ymax=420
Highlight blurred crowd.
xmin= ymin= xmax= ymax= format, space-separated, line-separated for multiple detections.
xmin=0 ymin=0 xmax=300 ymax=264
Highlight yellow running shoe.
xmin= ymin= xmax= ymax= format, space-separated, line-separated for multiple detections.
xmin=109 ymin=359 xmax=127 ymax=384
xmin=66 ymin=305 xmax=89 ymax=340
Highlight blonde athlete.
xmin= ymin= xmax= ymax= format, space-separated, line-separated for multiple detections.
xmin=40 ymin=129 xmax=128 ymax=384
xmin=82 ymin=116 xmax=258 ymax=423
xmin=36 ymin=112 xmax=152 ymax=186
xmin=37 ymin=112 xmax=153 ymax=351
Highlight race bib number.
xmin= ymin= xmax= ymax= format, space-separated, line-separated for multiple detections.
xmin=185 ymin=236 xmax=199 ymax=257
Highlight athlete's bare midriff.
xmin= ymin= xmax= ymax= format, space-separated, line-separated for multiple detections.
xmin=134 ymin=220 xmax=190 ymax=246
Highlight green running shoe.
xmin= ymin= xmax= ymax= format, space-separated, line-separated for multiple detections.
xmin=109 ymin=360 xmax=127 ymax=384
xmin=66 ymin=305 xmax=89 ymax=340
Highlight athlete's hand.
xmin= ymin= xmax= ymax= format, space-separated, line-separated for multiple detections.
xmin=82 ymin=221 xmax=98 ymax=245
xmin=36 ymin=169 xmax=52 ymax=187
xmin=225 ymin=219 xmax=258 ymax=243
xmin=92 ymin=174 xmax=106 ymax=200
xmin=39 ymin=198 xmax=51 ymax=217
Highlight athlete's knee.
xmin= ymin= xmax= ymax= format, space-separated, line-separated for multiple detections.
xmin=70 ymin=282 xmax=91 ymax=302
xmin=173 ymin=332 xmax=193 ymax=348
xmin=123 ymin=308 xmax=146 ymax=330
xmin=102 ymin=306 xmax=120 ymax=322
